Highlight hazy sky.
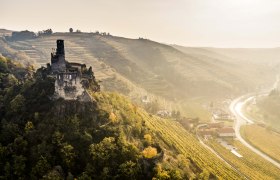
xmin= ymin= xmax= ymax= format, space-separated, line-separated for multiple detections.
xmin=1 ymin=0 xmax=280 ymax=47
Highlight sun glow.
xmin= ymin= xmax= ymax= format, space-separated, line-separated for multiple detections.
xmin=1 ymin=0 xmax=280 ymax=47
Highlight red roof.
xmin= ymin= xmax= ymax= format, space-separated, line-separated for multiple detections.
xmin=208 ymin=122 xmax=224 ymax=128
xmin=199 ymin=130 xmax=214 ymax=136
xmin=217 ymin=127 xmax=235 ymax=134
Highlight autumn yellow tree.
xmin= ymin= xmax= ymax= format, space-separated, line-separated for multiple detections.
xmin=142 ymin=146 xmax=157 ymax=158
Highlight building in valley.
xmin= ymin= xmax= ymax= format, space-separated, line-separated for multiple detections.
xmin=217 ymin=127 xmax=235 ymax=138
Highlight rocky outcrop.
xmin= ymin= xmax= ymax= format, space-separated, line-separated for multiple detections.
xmin=50 ymin=99 xmax=97 ymax=119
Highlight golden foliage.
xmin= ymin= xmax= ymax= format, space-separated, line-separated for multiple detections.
xmin=109 ymin=112 xmax=118 ymax=123
xmin=142 ymin=146 xmax=157 ymax=158
xmin=144 ymin=134 xmax=152 ymax=144
xmin=24 ymin=121 xmax=34 ymax=133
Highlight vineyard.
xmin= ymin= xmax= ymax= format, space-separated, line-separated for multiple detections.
xmin=207 ymin=139 xmax=280 ymax=179
xmin=139 ymin=107 xmax=280 ymax=179
xmin=139 ymin=110 xmax=243 ymax=179
xmin=241 ymin=124 xmax=280 ymax=163
xmin=2 ymin=32 xmax=280 ymax=179
xmin=2 ymin=33 xmax=278 ymax=120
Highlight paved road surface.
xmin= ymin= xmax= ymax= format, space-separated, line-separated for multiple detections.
xmin=230 ymin=94 xmax=280 ymax=169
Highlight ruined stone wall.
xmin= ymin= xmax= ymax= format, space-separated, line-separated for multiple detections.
xmin=51 ymin=56 xmax=66 ymax=72
xmin=54 ymin=74 xmax=84 ymax=100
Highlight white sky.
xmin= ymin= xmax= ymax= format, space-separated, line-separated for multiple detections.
xmin=1 ymin=0 xmax=280 ymax=47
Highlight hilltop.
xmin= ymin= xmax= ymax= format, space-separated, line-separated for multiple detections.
xmin=0 ymin=29 xmax=12 ymax=37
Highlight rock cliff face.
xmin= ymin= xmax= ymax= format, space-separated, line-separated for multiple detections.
xmin=50 ymin=99 xmax=97 ymax=119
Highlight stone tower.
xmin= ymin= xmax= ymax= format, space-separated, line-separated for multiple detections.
xmin=51 ymin=39 xmax=66 ymax=72
xmin=56 ymin=39 xmax=65 ymax=55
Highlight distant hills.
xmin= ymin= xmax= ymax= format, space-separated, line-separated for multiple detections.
xmin=1 ymin=30 xmax=279 ymax=118
xmin=0 ymin=29 xmax=13 ymax=37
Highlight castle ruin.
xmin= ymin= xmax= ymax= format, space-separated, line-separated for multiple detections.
xmin=49 ymin=39 xmax=99 ymax=101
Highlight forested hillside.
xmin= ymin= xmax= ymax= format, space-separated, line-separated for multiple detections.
xmin=0 ymin=56 xmax=244 ymax=179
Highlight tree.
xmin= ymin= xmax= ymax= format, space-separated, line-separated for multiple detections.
xmin=13 ymin=155 xmax=26 ymax=178
xmin=142 ymin=146 xmax=157 ymax=158
xmin=31 ymin=156 xmax=51 ymax=179
xmin=145 ymin=100 xmax=160 ymax=114
xmin=109 ymin=112 xmax=117 ymax=123
xmin=42 ymin=168 xmax=64 ymax=180
xmin=6 ymin=74 xmax=18 ymax=87
xmin=10 ymin=94 xmax=25 ymax=113
xmin=24 ymin=121 xmax=34 ymax=133
xmin=69 ymin=28 xmax=73 ymax=33
xmin=89 ymin=137 xmax=117 ymax=167
xmin=153 ymin=164 xmax=170 ymax=180
xmin=169 ymin=170 xmax=182 ymax=180
xmin=118 ymin=161 xmax=139 ymax=180
xmin=88 ymin=66 xmax=93 ymax=76
xmin=60 ymin=143 xmax=75 ymax=169
xmin=43 ymin=29 xmax=53 ymax=35
xmin=38 ymin=29 xmax=52 ymax=36
xmin=3 ymin=162 xmax=12 ymax=179
xmin=144 ymin=134 xmax=152 ymax=145
xmin=52 ymin=131 xmax=64 ymax=147
xmin=0 ymin=57 xmax=8 ymax=72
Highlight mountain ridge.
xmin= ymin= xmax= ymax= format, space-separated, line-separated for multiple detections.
xmin=1 ymin=32 xmax=279 ymax=119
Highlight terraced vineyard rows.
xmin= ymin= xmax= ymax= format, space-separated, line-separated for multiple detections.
xmin=140 ymin=111 xmax=243 ymax=179
xmin=5 ymin=34 xmax=180 ymax=102
xmin=6 ymin=35 xmax=114 ymax=80
xmin=208 ymin=140 xmax=280 ymax=179
xmin=241 ymin=125 xmax=280 ymax=162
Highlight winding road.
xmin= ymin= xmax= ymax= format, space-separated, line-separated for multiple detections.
xmin=230 ymin=93 xmax=280 ymax=169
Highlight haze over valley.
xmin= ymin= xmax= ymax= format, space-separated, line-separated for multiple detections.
xmin=1 ymin=0 xmax=280 ymax=179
